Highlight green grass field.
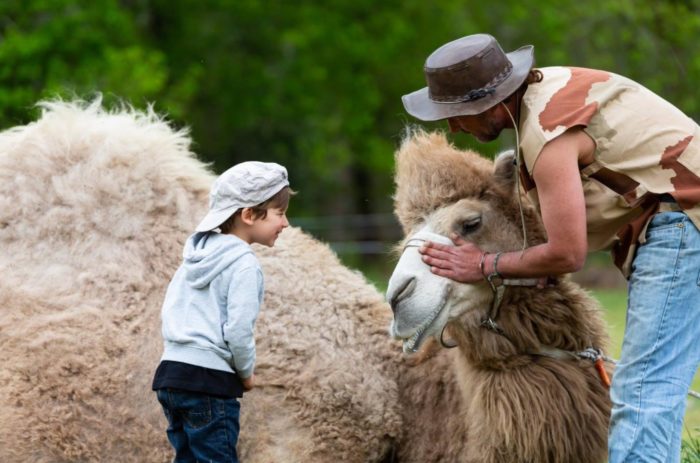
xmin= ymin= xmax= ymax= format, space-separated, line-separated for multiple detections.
xmin=592 ymin=289 xmax=700 ymax=441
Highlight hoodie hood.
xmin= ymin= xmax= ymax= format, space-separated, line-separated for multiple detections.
xmin=183 ymin=232 xmax=253 ymax=289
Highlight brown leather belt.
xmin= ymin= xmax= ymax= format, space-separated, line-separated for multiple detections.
xmin=658 ymin=201 xmax=682 ymax=212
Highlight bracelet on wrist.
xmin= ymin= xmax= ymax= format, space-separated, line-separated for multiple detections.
xmin=479 ymin=252 xmax=489 ymax=279
xmin=485 ymin=251 xmax=504 ymax=289
xmin=492 ymin=251 xmax=503 ymax=278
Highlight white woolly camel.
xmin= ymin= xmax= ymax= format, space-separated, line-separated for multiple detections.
xmin=387 ymin=130 xmax=612 ymax=463
xmin=0 ymin=100 xmax=472 ymax=462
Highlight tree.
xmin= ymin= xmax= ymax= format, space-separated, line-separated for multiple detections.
xmin=1 ymin=0 xmax=698 ymax=222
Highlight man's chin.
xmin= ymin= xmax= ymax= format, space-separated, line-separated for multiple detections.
xmin=475 ymin=133 xmax=498 ymax=143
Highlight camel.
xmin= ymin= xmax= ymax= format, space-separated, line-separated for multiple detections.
xmin=0 ymin=99 xmax=474 ymax=462
xmin=386 ymin=129 xmax=612 ymax=463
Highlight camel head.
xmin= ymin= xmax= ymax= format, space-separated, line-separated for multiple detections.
xmin=387 ymin=129 xmax=545 ymax=353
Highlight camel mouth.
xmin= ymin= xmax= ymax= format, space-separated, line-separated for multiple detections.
xmin=396 ymin=303 xmax=447 ymax=353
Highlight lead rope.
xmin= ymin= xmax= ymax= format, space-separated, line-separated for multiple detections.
xmin=537 ymin=340 xmax=700 ymax=399
xmin=501 ymin=100 xmax=528 ymax=254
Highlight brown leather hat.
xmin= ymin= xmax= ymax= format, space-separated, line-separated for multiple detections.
xmin=402 ymin=34 xmax=534 ymax=121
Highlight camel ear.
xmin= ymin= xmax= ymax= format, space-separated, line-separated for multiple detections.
xmin=393 ymin=127 xmax=493 ymax=233
xmin=493 ymin=150 xmax=517 ymax=189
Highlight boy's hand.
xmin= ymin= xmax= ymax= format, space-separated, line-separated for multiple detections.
xmin=242 ymin=374 xmax=255 ymax=391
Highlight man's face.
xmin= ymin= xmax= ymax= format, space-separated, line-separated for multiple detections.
xmin=446 ymin=105 xmax=505 ymax=143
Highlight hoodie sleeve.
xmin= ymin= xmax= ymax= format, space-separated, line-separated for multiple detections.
xmin=223 ymin=263 xmax=264 ymax=379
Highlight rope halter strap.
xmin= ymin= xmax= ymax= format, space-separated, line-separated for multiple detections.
xmin=534 ymin=346 xmax=613 ymax=388
xmin=402 ymin=230 xmax=455 ymax=251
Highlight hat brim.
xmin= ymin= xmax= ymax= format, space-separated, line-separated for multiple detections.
xmin=195 ymin=205 xmax=239 ymax=232
xmin=194 ymin=182 xmax=290 ymax=233
xmin=402 ymin=45 xmax=534 ymax=122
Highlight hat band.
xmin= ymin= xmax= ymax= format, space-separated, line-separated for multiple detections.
xmin=430 ymin=61 xmax=513 ymax=104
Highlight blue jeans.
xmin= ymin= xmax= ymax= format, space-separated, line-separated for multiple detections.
xmin=156 ymin=388 xmax=240 ymax=463
xmin=609 ymin=212 xmax=700 ymax=462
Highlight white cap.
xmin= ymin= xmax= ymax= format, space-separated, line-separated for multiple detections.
xmin=195 ymin=161 xmax=289 ymax=232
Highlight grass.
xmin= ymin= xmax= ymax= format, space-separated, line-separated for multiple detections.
xmin=683 ymin=436 xmax=700 ymax=463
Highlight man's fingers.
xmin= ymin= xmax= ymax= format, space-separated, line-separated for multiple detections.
xmin=415 ymin=237 xmax=482 ymax=284
xmin=421 ymin=240 xmax=453 ymax=252
xmin=423 ymin=254 xmax=453 ymax=270
xmin=420 ymin=245 xmax=455 ymax=261
xmin=430 ymin=266 xmax=454 ymax=279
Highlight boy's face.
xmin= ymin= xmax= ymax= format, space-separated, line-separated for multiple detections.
xmin=249 ymin=207 xmax=290 ymax=247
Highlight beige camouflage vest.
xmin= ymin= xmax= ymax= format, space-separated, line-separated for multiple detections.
xmin=518 ymin=66 xmax=700 ymax=277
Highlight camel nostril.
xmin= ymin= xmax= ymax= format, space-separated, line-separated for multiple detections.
xmin=389 ymin=277 xmax=416 ymax=313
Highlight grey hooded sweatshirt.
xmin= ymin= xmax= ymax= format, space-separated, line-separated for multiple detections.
xmin=159 ymin=232 xmax=264 ymax=379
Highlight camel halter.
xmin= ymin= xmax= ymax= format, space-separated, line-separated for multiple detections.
xmin=475 ymin=251 xmax=613 ymax=388
xmin=402 ymin=230 xmax=539 ymax=347
xmin=402 ymin=230 xmax=620 ymax=389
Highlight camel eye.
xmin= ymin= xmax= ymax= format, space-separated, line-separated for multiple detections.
xmin=459 ymin=216 xmax=481 ymax=235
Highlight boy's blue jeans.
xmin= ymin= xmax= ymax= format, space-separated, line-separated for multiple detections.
xmin=156 ymin=388 xmax=240 ymax=463
xmin=609 ymin=211 xmax=700 ymax=462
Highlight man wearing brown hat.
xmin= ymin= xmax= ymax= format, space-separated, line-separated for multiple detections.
xmin=403 ymin=33 xmax=700 ymax=462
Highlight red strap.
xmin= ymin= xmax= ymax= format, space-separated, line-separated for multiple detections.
xmin=594 ymin=358 xmax=611 ymax=388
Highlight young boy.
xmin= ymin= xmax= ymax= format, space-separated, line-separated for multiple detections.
xmin=152 ymin=161 xmax=292 ymax=462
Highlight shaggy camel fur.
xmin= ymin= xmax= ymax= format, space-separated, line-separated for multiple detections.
xmin=0 ymin=100 xmax=474 ymax=462
xmin=387 ymin=129 xmax=612 ymax=463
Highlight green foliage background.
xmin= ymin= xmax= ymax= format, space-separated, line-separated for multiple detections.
xmin=1 ymin=0 xmax=699 ymax=218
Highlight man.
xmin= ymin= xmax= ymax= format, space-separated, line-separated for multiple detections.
xmin=402 ymin=33 xmax=700 ymax=462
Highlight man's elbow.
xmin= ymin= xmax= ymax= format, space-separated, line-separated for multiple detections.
xmin=547 ymin=244 xmax=586 ymax=273
xmin=557 ymin=249 xmax=586 ymax=273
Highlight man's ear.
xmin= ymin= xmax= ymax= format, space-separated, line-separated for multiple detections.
xmin=240 ymin=207 xmax=255 ymax=225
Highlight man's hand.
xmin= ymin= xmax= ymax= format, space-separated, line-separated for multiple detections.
xmin=242 ymin=374 xmax=255 ymax=391
xmin=419 ymin=234 xmax=484 ymax=284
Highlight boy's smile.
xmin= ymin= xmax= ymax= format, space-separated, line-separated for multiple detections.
xmin=250 ymin=207 xmax=289 ymax=247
